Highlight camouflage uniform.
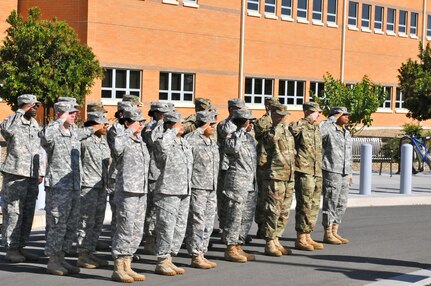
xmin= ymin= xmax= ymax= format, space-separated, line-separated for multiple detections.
xmin=289 ymin=117 xmax=322 ymax=233
xmin=262 ymin=120 xmax=295 ymax=239
xmin=154 ymin=126 xmax=193 ymax=259
xmin=77 ymin=133 xmax=110 ymax=254
xmin=183 ymin=98 xmax=212 ymax=135
xmin=1 ymin=107 xmax=44 ymax=251
xmin=185 ymin=127 xmax=219 ymax=257
xmin=320 ymin=115 xmax=352 ymax=228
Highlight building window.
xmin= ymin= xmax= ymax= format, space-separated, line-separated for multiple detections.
xmin=297 ymin=0 xmax=308 ymax=19
xmin=428 ymin=15 xmax=431 ymax=37
xmin=380 ymin=86 xmax=392 ymax=109
xmin=395 ymin=88 xmax=404 ymax=109
xmin=310 ymin=82 xmax=325 ymax=100
xmin=265 ymin=0 xmax=277 ymax=15
xmin=184 ymin=0 xmax=197 ymax=4
xmin=387 ymin=8 xmax=396 ymax=32
xmin=281 ymin=0 xmax=292 ymax=17
xmin=159 ymin=72 xmax=194 ymax=102
xmin=410 ymin=12 xmax=418 ymax=36
xmin=399 ymin=10 xmax=407 ymax=34
xmin=101 ymin=68 xmax=142 ymax=99
xmin=312 ymin=0 xmax=322 ymax=21
xmin=245 ymin=78 xmax=273 ymax=104
xmin=278 ymin=80 xmax=305 ymax=105
xmin=248 ymin=0 xmax=259 ymax=12
xmin=361 ymin=4 xmax=371 ymax=29
xmin=374 ymin=6 xmax=383 ymax=31
xmin=327 ymin=0 xmax=337 ymax=24
xmin=348 ymin=2 xmax=358 ymax=27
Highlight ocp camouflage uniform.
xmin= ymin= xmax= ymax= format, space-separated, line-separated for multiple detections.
xmin=185 ymin=128 xmax=219 ymax=257
xmin=1 ymin=109 xmax=44 ymax=251
xmin=154 ymin=128 xmax=193 ymax=259
xmin=77 ymin=134 xmax=110 ymax=254
xmin=183 ymin=113 xmax=197 ymax=135
xmin=262 ymin=121 xmax=295 ymax=239
xmin=320 ymin=116 xmax=352 ymax=228
xmin=224 ymin=128 xmax=257 ymax=245
xmin=111 ymin=128 xmax=150 ymax=258
xmin=41 ymin=120 xmax=93 ymax=257
xmin=289 ymin=117 xmax=322 ymax=233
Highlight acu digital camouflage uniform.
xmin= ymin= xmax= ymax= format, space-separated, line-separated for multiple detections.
xmin=320 ymin=109 xmax=352 ymax=229
xmin=184 ymin=114 xmax=219 ymax=258
xmin=1 ymin=96 xmax=44 ymax=255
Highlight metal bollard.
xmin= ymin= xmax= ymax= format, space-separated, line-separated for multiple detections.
xmin=359 ymin=144 xmax=372 ymax=195
xmin=400 ymin=144 xmax=412 ymax=195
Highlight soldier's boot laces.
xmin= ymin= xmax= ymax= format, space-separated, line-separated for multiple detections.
xmin=224 ymin=244 xmax=247 ymax=263
xmin=124 ymin=256 xmax=146 ymax=281
xmin=89 ymin=252 xmax=109 ymax=267
xmin=5 ymin=249 xmax=26 ymax=263
xmin=202 ymin=255 xmax=217 ymax=268
xmin=77 ymin=252 xmax=98 ymax=269
xmin=59 ymin=252 xmax=80 ymax=274
xmin=332 ymin=224 xmax=349 ymax=244
xmin=142 ymin=236 xmax=156 ymax=255
xmin=306 ymin=233 xmax=324 ymax=250
xmin=19 ymin=248 xmax=39 ymax=261
xmin=323 ymin=226 xmax=342 ymax=244
xmin=168 ymin=256 xmax=185 ymax=275
xmin=295 ymin=232 xmax=314 ymax=251
xmin=111 ymin=257 xmax=134 ymax=283
xmin=265 ymin=239 xmax=282 ymax=257
xmin=274 ymin=237 xmax=292 ymax=255
xmin=191 ymin=254 xmax=212 ymax=269
xmin=237 ymin=245 xmax=255 ymax=261
xmin=155 ymin=257 xmax=177 ymax=276
xmin=47 ymin=255 xmax=68 ymax=276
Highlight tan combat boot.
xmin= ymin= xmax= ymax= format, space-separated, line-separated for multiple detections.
xmin=167 ymin=256 xmax=185 ymax=275
xmin=295 ymin=232 xmax=314 ymax=251
xmin=191 ymin=254 xmax=212 ymax=269
xmin=155 ymin=257 xmax=177 ymax=276
xmin=111 ymin=257 xmax=134 ymax=283
xmin=5 ymin=249 xmax=26 ymax=263
xmin=224 ymin=244 xmax=247 ymax=263
xmin=237 ymin=245 xmax=255 ymax=261
xmin=323 ymin=226 xmax=342 ymax=244
xmin=77 ymin=251 xmax=98 ymax=269
xmin=142 ymin=236 xmax=156 ymax=255
xmin=202 ymin=255 xmax=217 ymax=268
xmin=332 ymin=224 xmax=349 ymax=244
xmin=19 ymin=248 xmax=39 ymax=261
xmin=59 ymin=252 xmax=80 ymax=274
xmin=274 ymin=238 xmax=292 ymax=255
xmin=47 ymin=255 xmax=69 ymax=276
xmin=306 ymin=233 xmax=324 ymax=250
xmin=264 ymin=239 xmax=282 ymax=257
xmin=89 ymin=252 xmax=109 ymax=267
xmin=124 ymin=256 xmax=146 ymax=281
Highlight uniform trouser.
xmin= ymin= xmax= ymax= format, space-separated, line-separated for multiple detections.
xmin=294 ymin=173 xmax=322 ymax=233
xmin=154 ymin=193 xmax=190 ymax=259
xmin=77 ymin=186 xmax=107 ymax=253
xmin=216 ymin=170 xmax=227 ymax=230
xmin=111 ymin=191 xmax=147 ymax=258
xmin=186 ymin=188 xmax=217 ymax=256
xmin=143 ymin=180 xmax=157 ymax=238
xmin=1 ymin=173 xmax=38 ymax=250
xmin=44 ymin=187 xmax=80 ymax=257
xmin=254 ymin=167 xmax=267 ymax=227
xmin=107 ymin=178 xmax=117 ymax=237
xmin=263 ymin=179 xmax=294 ymax=239
xmin=224 ymin=190 xmax=257 ymax=245
xmin=322 ymin=171 xmax=350 ymax=228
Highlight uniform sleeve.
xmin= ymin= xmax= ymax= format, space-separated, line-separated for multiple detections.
xmin=225 ymin=128 xmax=246 ymax=155
xmin=0 ymin=110 xmax=25 ymax=140
xmin=77 ymin=126 xmax=94 ymax=141
xmin=113 ymin=128 xmax=133 ymax=158
xmin=40 ymin=119 xmax=63 ymax=149
xmin=319 ymin=117 xmax=336 ymax=138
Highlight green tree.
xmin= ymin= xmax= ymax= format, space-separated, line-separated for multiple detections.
xmin=0 ymin=7 xmax=103 ymax=122
xmin=398 ymin=42 xmax=431 ymax=121
xmin=311 ymin=73 xmax=386 ymax=136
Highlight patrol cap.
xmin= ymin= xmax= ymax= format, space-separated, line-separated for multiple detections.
xmin=117 ymin=101 xmax=133 ymax=112
xmin=329 ymin=106 xmax=350 ymax=116
xmin=196 ymin=110 xmax=217 ymax=124
xmin=228 ymin=98 xmax=246 ymax=109
xmin=123 ymin=107 xmax=146 ymax=122
xmin=232 ymin=108 xmax=256 ymax=120
xmin=264 ymin=97 xmax=280 ymax=106
xmin=17 ymin=94 xmax=40 ymax=106
xmin=303 ymin=102 xmax=322 ymax=112
xmin=271 ymin=103 xmax=290 ymax=116
xmin=86 ymin=111 xmax=109 ymax=124
xmin=163 ymin=111 xmax=184 ymax=123
xmin=58 ymin=97 xmax=80 ymax=107
xmin=148 ymin=102 xmax=170 ymax=116
xmin=122 ymin=94 xmax=143 ymax=107
xmin=87 ymin=101 xmax=108 ymax=113
xmin=194 ymin=98 xmax=212 ymax=110
xmin=54 ymin=101 xmax=79 ymax=113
